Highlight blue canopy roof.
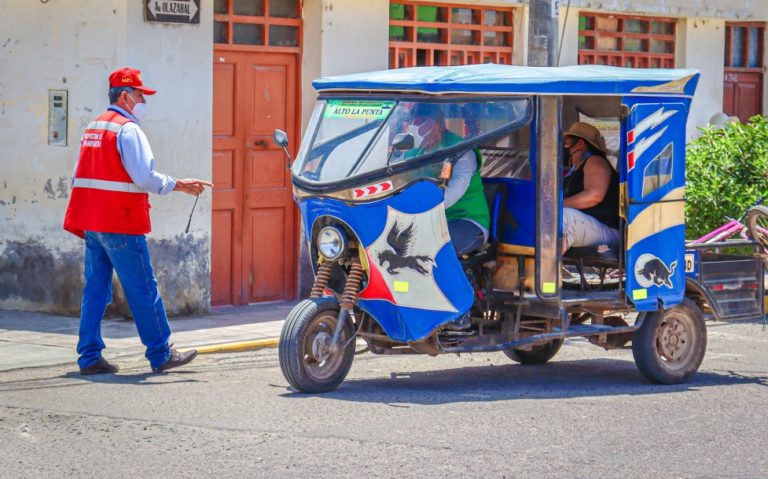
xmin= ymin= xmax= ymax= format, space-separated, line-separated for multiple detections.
xmin=313 ymin=64 xmax=700 ymax=98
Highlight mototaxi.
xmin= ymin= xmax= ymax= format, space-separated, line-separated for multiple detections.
xmin=274 ymin=64 xmax=766 ymax=393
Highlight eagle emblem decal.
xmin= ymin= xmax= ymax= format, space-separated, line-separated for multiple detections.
xmin=377 ymin=222 xmax=435 ymax=275
xmin=360 ymin=204 xmax=457 ymax=313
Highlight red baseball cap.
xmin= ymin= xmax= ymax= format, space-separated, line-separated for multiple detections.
xmin=108 ymin=67 xmax=157 ymax=95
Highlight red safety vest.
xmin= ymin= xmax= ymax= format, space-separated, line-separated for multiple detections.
xmin=63 ymin=110 xmax=151 ymax=238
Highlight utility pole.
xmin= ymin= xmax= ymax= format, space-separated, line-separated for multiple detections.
xmin=527 ymin=0 xmax=560 ymax=67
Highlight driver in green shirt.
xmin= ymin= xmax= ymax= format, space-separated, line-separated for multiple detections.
xmin=407 ymin=103 xmax=490 ymax=255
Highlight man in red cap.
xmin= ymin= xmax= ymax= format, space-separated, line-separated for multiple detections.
xmin=63 ymin=67 xmax=213 ymax=375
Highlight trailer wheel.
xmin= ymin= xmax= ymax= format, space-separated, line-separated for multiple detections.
xmin=745 ymin=205 xmax=768 ymax=253
xmin=632 ymin=298 xmax=707 ymax=384
xmin=279 ymin=298 xmax=355 ymax=393
xmin=504 ymin=339 xmax=563 ymax=365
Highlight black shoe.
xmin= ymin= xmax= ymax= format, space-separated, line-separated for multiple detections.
xmin=79 ymin=357 xmax=119 ymax=375
xmin=443 ymin=312 xmax=472 ymax=331
xmin=152 ymin=349 xmax=198 ymax=373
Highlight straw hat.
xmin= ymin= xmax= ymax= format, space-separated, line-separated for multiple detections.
xmin=564 ymin=122 xmax=606 ymax=154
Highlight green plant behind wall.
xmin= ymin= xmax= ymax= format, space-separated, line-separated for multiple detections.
xmin=685 ymin=115 xmax=768 ymax=239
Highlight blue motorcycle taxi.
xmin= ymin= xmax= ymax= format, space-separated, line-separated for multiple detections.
xmin=273 ymin=64 xmax=765 ymax=393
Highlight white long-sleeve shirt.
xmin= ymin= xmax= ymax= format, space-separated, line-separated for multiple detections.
xmin=72 ymin=105 xmax=176 ymax=195
xmin=444 ymin=149 xmax=489 ymax=242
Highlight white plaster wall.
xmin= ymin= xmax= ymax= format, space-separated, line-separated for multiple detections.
xmin=301 ymin=0 xmax=323 ymax=131
xmin=566 ymin=0 xmax=766 ymax=20
xmin=0 ymin=0 xmax=212 ymax=312
xmin=514 ymin=4 xmax=529 ymax=65
xmin=676 ymin=18 xmax=726 ymax=139
xmin=319 ymin=0 xmax=390 ymax=77
xmin=557 ymin=6 xmax=580 ymax=66
xmin=0 ymin=0 xmax=212 ymax=243
xmin=301 ymin=0 xmax=390 ymax=131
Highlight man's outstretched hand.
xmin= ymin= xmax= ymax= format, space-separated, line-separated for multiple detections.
xmin=174 ymin=178 xmax=214 ymax=196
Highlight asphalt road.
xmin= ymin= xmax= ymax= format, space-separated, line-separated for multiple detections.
xmin=1 ymin=321 xmax=767 ymax=478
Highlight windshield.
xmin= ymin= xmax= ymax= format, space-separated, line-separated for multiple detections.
xmin=293 ymin=97 xmax=532 ymax=185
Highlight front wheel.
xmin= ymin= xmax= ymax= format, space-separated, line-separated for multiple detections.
xmin=745 ymin=205 xmax=768 ymax=253
xmin=279 ymin=298 xmax=355 ymax=393
xmin=632 ymin=298 xmax=707 ymax=384
xmin=503 ymin=339 xmax=563 ymax=365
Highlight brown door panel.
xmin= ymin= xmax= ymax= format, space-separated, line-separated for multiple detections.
xmin=212 ymin=149 xmax=236 ymax=190
xmin=245 ymin=208 xmax=287 ymax=301
xmin=724 ymin=70 xmax=763 ymax=122
xmin=246 ymin=149 xmax=289 ymax=189
xmin=211 ymin=209 xmax=236 ymax=305
xmin=213 ymin=63 xmax=236 ymax=136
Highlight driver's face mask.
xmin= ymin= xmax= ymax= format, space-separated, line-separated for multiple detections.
xmin=408 ymin=116 xmax=436 ymax=149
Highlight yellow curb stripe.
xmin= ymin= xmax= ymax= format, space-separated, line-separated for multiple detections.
xmin=179 ymin=338 xmax=279 ymax=354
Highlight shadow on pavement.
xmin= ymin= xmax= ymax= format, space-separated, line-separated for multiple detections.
xmin=0 ymin=301 xmax=297 ymax=339
xmin=0 ymin=370 xmax=202 ymax=393
xmin=280 ymin=358 xmax=768 ymax=404
xmin=59 ymin=370 xmax=202 ymax=386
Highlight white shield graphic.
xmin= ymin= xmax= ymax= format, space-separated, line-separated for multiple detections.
xmin=365 ymin=204 xmax=457 ymax=312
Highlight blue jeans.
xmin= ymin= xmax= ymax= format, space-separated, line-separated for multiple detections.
xmin=77 ymin=231 xmax=171 ymax=370
xmin=448 ymin=219 xmax=486 ymax=255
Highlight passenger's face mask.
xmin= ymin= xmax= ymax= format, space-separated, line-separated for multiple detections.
xmin=563 ymin=137 xmax=578 ymax=161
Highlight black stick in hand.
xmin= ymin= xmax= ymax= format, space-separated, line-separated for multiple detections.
xmin=185 ymin=194 xmax=200 ymax=234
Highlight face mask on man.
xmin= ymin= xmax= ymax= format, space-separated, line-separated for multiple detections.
xmin=408 ymin=117 xmax=435 ymax=149
xmin=126 ymin=93 xmax=148 ymax=121
xmin=408 ymin=124 xmax=428 ymax=149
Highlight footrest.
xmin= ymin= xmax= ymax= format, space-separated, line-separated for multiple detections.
xmin=556 ymin=324 xmax=616 ymax=334
xmin=565 ymin=245 xmax=619 ymax=265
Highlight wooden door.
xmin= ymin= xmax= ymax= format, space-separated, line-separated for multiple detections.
xmin=724 ymin=71 xmax=762 ymax=122
xmin=212 ymin=51 xmax=297 ymax=305
xmin=724 ymin=22 xmax=764 ymax=122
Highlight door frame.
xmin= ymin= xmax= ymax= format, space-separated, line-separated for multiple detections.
xmin=211 ymin=5 xmax=303 ymax=306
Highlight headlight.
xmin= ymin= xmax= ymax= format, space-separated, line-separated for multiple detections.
xmin=317 ymin=226 xmax=347 ymax=260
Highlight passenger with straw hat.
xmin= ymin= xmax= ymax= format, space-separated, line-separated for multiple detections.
xmin=562 ymin=122 xmax=620 ymax=252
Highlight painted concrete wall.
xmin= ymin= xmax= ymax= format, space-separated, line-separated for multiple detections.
xmin=301 ymin=0 xmax=390 ymax=130
xmin=677 ymin=18 xmax=727 ymax=139
xmin=0 ymin=0 xmax=213 ymax=316
xmin=564 ymin=0 xmax=766 ymax=19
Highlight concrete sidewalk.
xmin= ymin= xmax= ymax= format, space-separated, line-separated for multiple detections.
xmin=0 ymin=301 xmax=294 ymax=372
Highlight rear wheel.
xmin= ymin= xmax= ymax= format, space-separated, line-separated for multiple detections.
xmin=746 ymin=205 xmax=768 ymax=253
xmin=632 ymin=298 xmax=706 ymax=384
xmin=504 ymin=339 xmax=563 ymax=365
xmin=279 ymin=298 xmax=355 ymax=393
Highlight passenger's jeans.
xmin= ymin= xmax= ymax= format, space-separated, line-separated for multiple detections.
xmin=562 ymin=207 xmax=620 ymax=250
xmin=77 ymin=231 xmax=171 ymax=370
xmin=449 ymin=219 xmax=486 ymax=255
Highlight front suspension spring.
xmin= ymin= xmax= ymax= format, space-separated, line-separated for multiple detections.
xmin=310 ymin=261 xmax=334 ymax=299
xmin=341 ymin=260 xmax=363 ymax=310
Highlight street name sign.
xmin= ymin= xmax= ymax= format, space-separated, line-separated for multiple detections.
xmin=144 ymin=0 xmax=200 ymax=25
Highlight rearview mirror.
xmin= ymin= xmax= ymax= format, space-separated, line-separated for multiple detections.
xmin=273 ymin=129 xmax=292 ymax=169
xmin=391 ymin=132 xmax=414 ymax=151
xmin=273 ymin=129 xmax=289 ymax=148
